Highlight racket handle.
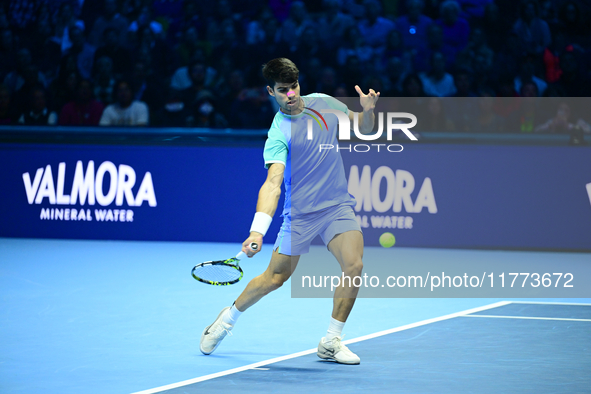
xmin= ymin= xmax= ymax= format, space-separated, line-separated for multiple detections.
xmin=236 ymin=242 xmax=258 ymax=260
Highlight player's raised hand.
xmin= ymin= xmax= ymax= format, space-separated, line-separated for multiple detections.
xmin=355 ymin=85 xmax=380 ymax=112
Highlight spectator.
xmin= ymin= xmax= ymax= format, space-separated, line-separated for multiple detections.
xmin=416 ymin=97 xmax=454 ymax=131
xmin=396 ymin=0 xmax=432 ymax=54
xmin=204 ymin=0 xmax=235 ymax=48
xmin=130 ymin=61 xmax=165 ymax=116
xmin=229 ymin=86 xmax=273 ymax=128
xmin=269 ymin=0 xmax=292 ymax=22
xmin=358 ymin=0 xmax=395 ymax=48
xmin=556 ymin=1 xmax=589 ymax=47
xmin=317 ymin=67 xmax=339 ymax=94
xmin=539 ymin=0 xmax=560 ymax=33
xmin=457 ymin=0 xmax=493 ymax=19
xmin=151 ymin=88 xmax=194 ymax=127
xmin=514 ymin=56 xmax=547 ymax=97
xmin=127 ymin=6 xmax=164 ymax=42
xmin=480 ymin=2 xmax=510 ymax=53
xmin=383 ymin=57 xmax=409 ymax=96
xmin=193 ymin=90 xmax=228 ymax=128
xmin=317 ymin=0 xmax=355 ymax=52
xmin=278 ymin=1 xmax=315 ymax=50
xmin=362 ymin=75 xmax=386 ymax=98
xmin=333 ymin=84 xmax=349 ymax=98
xmin=435 ymin=0 xmax=470 ymax=64
xmin=0 ymin=6 xmax=8 ymax=30
xmin=3 ymin=48 xmax=47 ymax=94
xmin=0 ymin=28 xmax=17 ymax=82
xmin=174 ymin=26 xmax=209 ymax=68
xmin=342 ymin=55 xmax=364 ymax=92
xmin=218 ymin=69 xmax=245 ymax=118
xmin=133 ymin=25 xmax=172 ymax=78
xmin=168 ymin=0 xmax=201 ymax=41
xmin=400 ymin=73 xmax=426 ymax=119
xmin=337 ymin=26 xmax=375 ymax=69
xmin=456 ymin=27 xmax=494 ymax=75
xmin=419 ymin=52 xmax=457 ymax=97
xmin=88 ymin=0 xmax=130 ymax=48
xmin=512 ymin=0 xmax=551 ymax=55
xmin=0 ymin=84 xmax=17 ymax=125
xmin=507 ymin=80 xmax=541 ymax=133
xmin=210 ymin=21 xmax=247 ymax=68
xmin=3 ymin=0 xmax=591 ymax=131
xmin=490 ymin=33 xmax=522 ymax=83
xmin=299 ymin=57 xmax=322 ymax=94
xmin=50 ymin=2 xmax=85 ymax=55
xmin=446 ymin=69 xmax=478 ymax=131
xmin=378 ymin=30 xmax=413 ymax=74
xmin=555 ymin=51 xmax=591 ymax=97
xmin=7 ymin=0 xmax=40 ymax=31
xmin=151 ymin=0 xmax=184 ymax=29
xmin=535 ymin=102 xmax=591 ymax=134
xmin=542 ymin=32 xmax=569 ymax=84
xmin=170 ymin=56 xmax=216 ymax=91
xmin=450 ymin=68 xmax=476 ymax=97
xmin=59 ymin=79 xmax=105 ymax=126
xmin=100 ymin=80 xmax=149 ymax=126
xmin=470 ymin=88 xmax=504 ymax=133
xmin=12 ymin=64 xmax=49 ymax=115
xmin=174 ymin=61 xmax=208 ymax=106
xmin=293 ymin=25 xmax=326 ymax=66
xmin=246 ymin=9 xmax=282 ymax=66
xmin=49 ymin=69 xmax=79 ymax=114
xmin=493 ymin=74 xmax=520 ymax=119
xmin=17 ymin=85 xmax=57 ymax=125
xmin=93 ymin=27 xmax=132 ymax=78
xmin=64 ymin=26 xmax=96 ymax=80
xmin=402 ymin=73 xmax=426 ymax=97
xmin=93 ymin=56 xmax=116 ymax=105
xmin=27 ymin=6 xmax=61 ymax=79
xmin=414 ymin=23 xmax=455 ymax=72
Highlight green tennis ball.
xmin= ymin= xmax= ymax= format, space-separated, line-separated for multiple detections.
xmin=379 ymin=232 xmax=396 ymax=248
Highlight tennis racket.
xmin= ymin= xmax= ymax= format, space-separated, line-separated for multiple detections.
xmin=191 ymin=243 xmax=258 ymax=286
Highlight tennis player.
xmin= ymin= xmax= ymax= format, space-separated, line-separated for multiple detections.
xmin=200 ymin=58 xmax=379 ymax=364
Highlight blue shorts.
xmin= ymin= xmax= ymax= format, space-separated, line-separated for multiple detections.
xmin=273 ymin=204 xmax=362 ymax=256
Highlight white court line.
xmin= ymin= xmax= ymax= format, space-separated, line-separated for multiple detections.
xmin=130 ymin=300 xmax=511 ymax=394
xmin=507 ymin=301 xmax=591 ymax=306
xmin=461 ymin=314 xmax=591 ymax=322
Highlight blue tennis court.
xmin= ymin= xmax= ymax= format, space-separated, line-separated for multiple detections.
xmin=1 ymin=238 xmax=590 ymax=394
xmin=149 ymin=302 xmax=591 ymax=394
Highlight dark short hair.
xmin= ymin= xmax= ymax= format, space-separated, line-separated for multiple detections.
xmin=262 ymin=58 xmax=299 ymax=87
xmin=114 ymin=79 xmax=133 ymax=96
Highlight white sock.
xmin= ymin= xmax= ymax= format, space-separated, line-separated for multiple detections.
xmin=222 ymin=303 xmax=242 ymax=326
xmin=326 ymin=317 xmax=345 ymax=342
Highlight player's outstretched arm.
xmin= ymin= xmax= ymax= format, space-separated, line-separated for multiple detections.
xmin=350 ymin=85 xmax=380 ymax=134
xmin=242 ymin=163 xmax=285 ymax=256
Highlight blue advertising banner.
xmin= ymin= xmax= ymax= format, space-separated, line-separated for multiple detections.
xmin=0 ymin=143 xmax=281 ymax=243
xmin=1 ymin=142 xmax=590 ymax=251
xmin=340 ymin=143 xmax=591 ymax=251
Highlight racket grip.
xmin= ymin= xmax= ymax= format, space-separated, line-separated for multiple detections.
xmin=236 ymin=243 xmax=258 ymax=260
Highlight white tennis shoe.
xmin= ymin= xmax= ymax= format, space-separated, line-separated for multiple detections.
xmin=200 ymin=306 xmax=233 ymax=355
xmin=317 ymin=336 xmax=360 ymax=365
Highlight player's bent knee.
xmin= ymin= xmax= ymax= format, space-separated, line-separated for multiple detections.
xmin=263 ymin=272 xmax=289 ymax=292
xmin=344 ymin=259 xmax=363 ymax=276
xmin=270 ymin=273 xmax=289 ymax=290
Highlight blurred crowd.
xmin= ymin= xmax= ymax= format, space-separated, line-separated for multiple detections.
xmin=0 ymin=0 xmax=590 ymax=133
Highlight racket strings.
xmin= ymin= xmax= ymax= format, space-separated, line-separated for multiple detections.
xmin=193 ymin=260 xmax=241 ymax=283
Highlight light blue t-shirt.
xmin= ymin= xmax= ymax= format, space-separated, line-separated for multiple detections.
xmin=263 ymin=93 xmax=356 ymax=217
